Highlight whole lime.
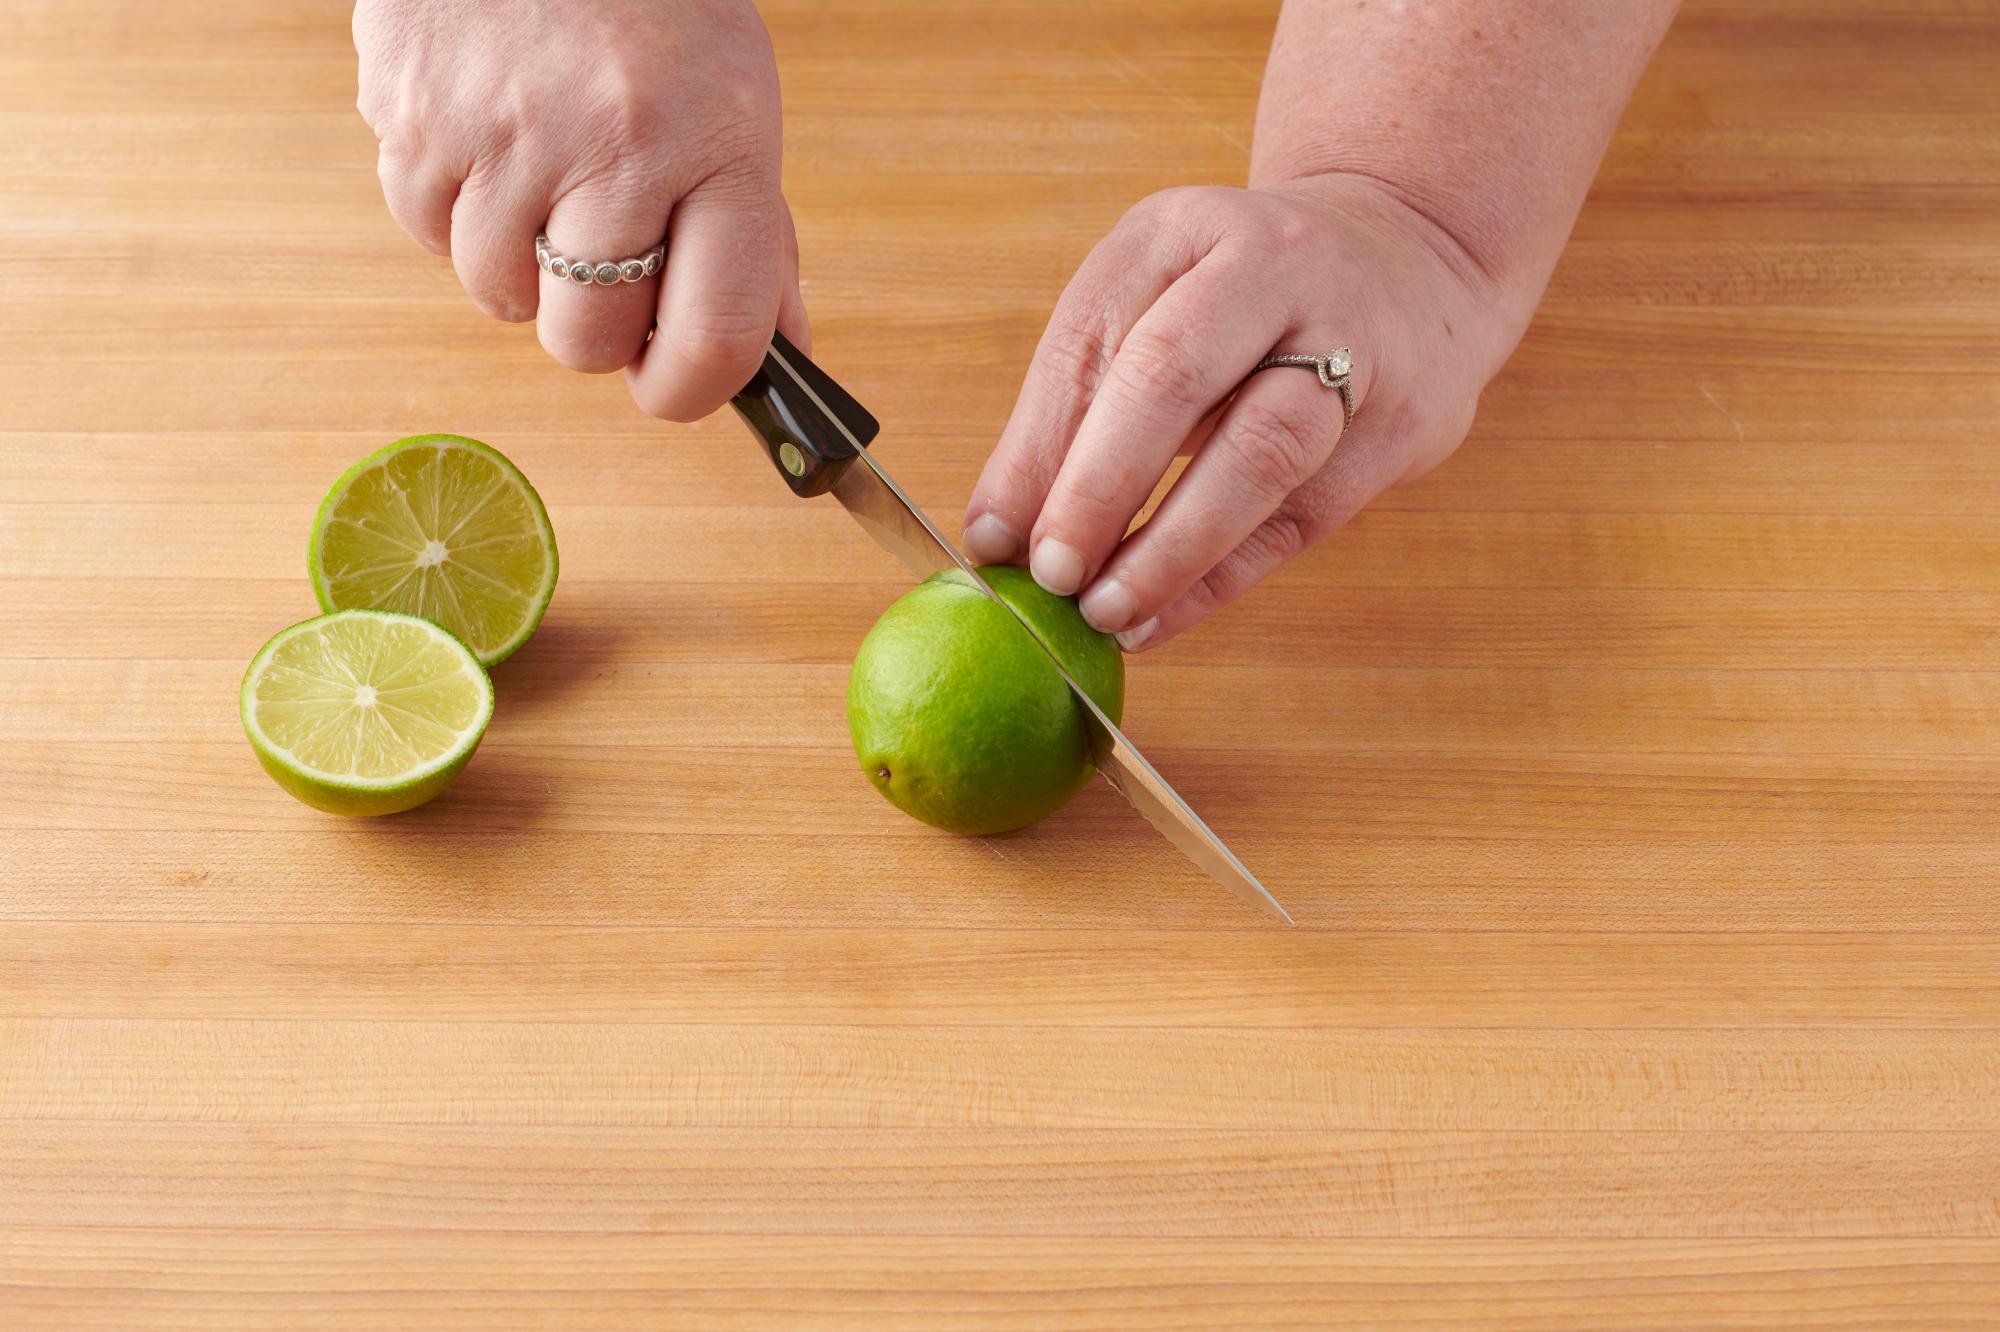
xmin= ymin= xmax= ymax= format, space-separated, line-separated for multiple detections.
xmin=847 ymin=566 xmax=1125 ymax=835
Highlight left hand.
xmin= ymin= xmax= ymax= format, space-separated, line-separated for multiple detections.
xmin=960 ymin=175 xmax=1509 ymax=650
xmin=353 ymin=0 xmax=802 ymax=420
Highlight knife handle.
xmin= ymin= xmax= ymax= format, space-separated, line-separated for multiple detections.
xmin=729 ymin=331 xmax=881 ymax=498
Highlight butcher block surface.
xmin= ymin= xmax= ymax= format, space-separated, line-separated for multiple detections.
xmin=4 ymin=0 xmax=1999 ymax=1325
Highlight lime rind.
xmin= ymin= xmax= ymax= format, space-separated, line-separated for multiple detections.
xmin=946 ymin=565 xmax=1124 ymax=723
xmin=241 ymin=609 xmax=494 ymax=817
xmin=308 ymin=433 xmax=559 ymax=666
xmin=846 ymin=567 xmax=1125 ymax=836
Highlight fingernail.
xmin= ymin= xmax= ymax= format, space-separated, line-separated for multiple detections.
xmin=1029 ymin=538 xmax=1086 ymax=596
xmin=1115 ymin=617 xmax=1160 ymax=653
xmin=1079 ymin=579 xmax=1137 ymax=633
xmin=962 ymin=514 xmax=1021 ymax=564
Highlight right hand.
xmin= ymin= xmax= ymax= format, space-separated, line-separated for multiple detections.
xmin=354 ymin=0 xmax=805 ymax=420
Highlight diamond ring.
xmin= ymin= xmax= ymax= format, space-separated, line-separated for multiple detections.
xmin=1253 ymin=346 xmax=1355 ymax=434
xmin=535 ymin=234 xmax=667 ymax=287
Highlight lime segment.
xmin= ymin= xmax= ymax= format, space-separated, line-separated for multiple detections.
xmin=310 ymin=434 xmax=558 ymax=665
xmin=241 ymin=610 xmax=494 ymax=816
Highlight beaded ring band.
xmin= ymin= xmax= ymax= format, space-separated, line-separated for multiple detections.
xmin=535 ymin=234 xmax=667 ymax=286
xmin=1252 ymin=346 xmax=1356 ymax=434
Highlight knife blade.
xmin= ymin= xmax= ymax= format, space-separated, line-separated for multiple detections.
xmin=731 ymin=332 xmax=1292 ymax=923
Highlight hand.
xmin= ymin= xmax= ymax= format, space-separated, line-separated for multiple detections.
xmin=354 ymin=0 xmax=805 ymax=420
xmin=960 ymin=177 xmax=1509 ymax=650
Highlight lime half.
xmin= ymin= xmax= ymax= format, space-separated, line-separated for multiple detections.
xmin=241 ymin=610 xmax=494 ymax=816
xmin=310 ymin=434 xmax=557 ymax=665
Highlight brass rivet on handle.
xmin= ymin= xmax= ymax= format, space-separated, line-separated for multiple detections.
xmin=777 ymin=441 xmax=806 ymax=477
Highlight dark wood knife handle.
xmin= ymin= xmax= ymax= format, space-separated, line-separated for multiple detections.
xmin=729 ymin=331 xmax=881 ymax=498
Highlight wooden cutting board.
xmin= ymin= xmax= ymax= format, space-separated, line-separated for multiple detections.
xmin=3 ymin=0 xmax=1998 ymax=1324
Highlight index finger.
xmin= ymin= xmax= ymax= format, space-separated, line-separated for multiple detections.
xmin=1023 ymin=254 xmax=1286 ymax=597
xmin=959 ymin=201 xmax=1219 ymax=566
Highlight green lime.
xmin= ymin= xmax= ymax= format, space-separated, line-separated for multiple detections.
xmin=846 ymin=565 xmax=1125 ymax=835
xmin=241 ymin=609 xmax=494 ymax=817
xmin=310 ymin=434 xmax=558 ymax=666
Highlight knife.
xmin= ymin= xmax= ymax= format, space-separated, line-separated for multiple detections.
xmin=730 ymin=331 xmax=1292 ymax=924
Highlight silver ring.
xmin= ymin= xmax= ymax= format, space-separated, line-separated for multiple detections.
xmin=1255 ymin=346 xmax=1355 ymax=434
xmin=535 ymin=234 xmax=666 ymax=287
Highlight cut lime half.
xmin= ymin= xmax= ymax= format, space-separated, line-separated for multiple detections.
xmin=241 ymin=610 xmax=494 ymax=817
xmin=310 ymin=434 xmax=558 ymax=666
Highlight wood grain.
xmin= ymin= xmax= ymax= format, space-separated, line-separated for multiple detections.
xmin=5 ymin=923 xmax=2000 ymax=1027
xmin=3 ymin=0 xmax=1998 ymax=1325
xmin=6 ymin=1020 xmax=1998 ymax=1130
xmin=6 ymin=1122 xmax=2000 ymax=1238
xmin=1 ymin=1234 xmax=1993 ymax=1332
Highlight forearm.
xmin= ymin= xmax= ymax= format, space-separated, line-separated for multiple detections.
xmin=1254 ymin=0 xmax=1677 ymax=344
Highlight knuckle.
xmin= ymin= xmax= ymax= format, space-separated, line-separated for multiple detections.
xmin=688 ymin=125 xmax=778 ymax=192
xmin=368 ymin=80 xmax=435 ymax=149
xmin=377 ymin=166 xmax=449 ymax=253
xmin=542 ymin=333 xmax=626 ymax=376
xmin=374 ymin=126 xmax=419 ymax=175
xmin=1246 ymin=505 xmax=1316 ymax=566
xmin=692 ymin=159 xmax=780 ymax=217
xmin=1120 ymin=185 xmax=1233 ymax=264
xmin=1049 ymin=477 xmax=1131 ymax=537
xmin=353 ymin=55 xmax=395 ymax=130
xmin=1120 ymin=188 xmax=1181 ymax=229
xmin=714 ymin=75 xmax=780 ymax=143
xmin=1270 ymin=208 xmax=1316 ymax=253
xmin=627 ymin=370 xmax=699 ymax=423
xmin=1248 ymin=197 xmax=1316 ymax=254
xmin=1035 ymin=317 xmax=1113 ymax=398
xmin=538 ymin=294 xmax=649 ymax=372
xmin=1127 ymin=184 xmax=1213 ymax=227
xmin=590 ymin=58 xmax=673 ymax=143
xmin=669 ymin=303 xmax=772 ymax=376
xmin=1183 ymin=565 xmax=1232 ymax=618
xmin=1113 ymin=330 xmax=1209 ymax=416
xmin=605 ymin=88 xmax=659 ymax=144
xmin=594 ymin=72 xmax=773 ymax=180
xmin=628 ymin=383 xmax=677 ymax=422
xmin=1226 ymin=402 xmax=1321 ymax=501
xmin=1186 ymin=507 xmax=1314 ymax=616
xmin=993 ymin=443 xmax=1056 ymax=509
xmin=471 ymin=276 xmax=535 ymax=324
